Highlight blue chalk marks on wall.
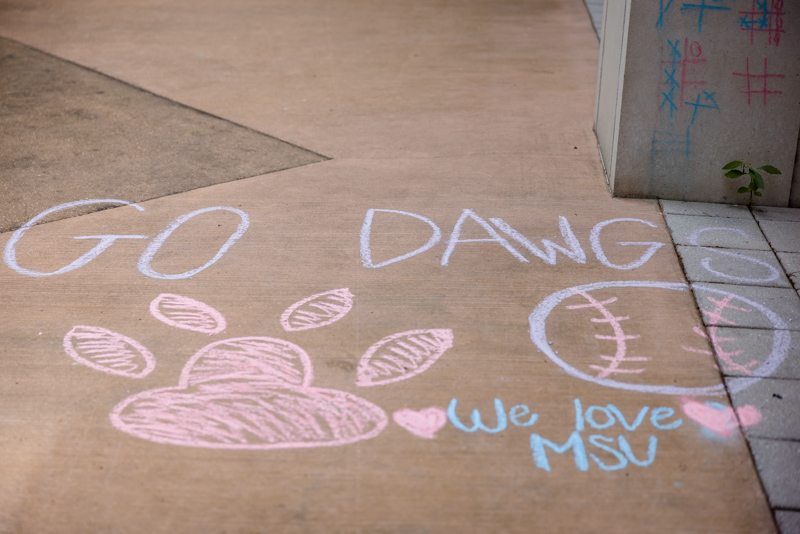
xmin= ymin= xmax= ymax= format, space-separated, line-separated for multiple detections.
xmin=680 ymin=0 xmax=732 ymax=32
xmin=685 ymin=91 xmax=720 ymax=125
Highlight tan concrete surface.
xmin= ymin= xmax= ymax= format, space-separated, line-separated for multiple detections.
xmin=0 ymin=36 xmax=326 ymax=233
xmin=0 ymin=0 xmax=779 ymax=532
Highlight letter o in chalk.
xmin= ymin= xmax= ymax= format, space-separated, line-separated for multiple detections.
xmin=138 ymin=207 xmax=250 ymax=280
xmin=585 ymin=406 xmax=615 ymax=429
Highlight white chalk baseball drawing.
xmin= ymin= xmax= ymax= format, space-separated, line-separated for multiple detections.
xmin=529 ymin=281 xmax=789 ymax=395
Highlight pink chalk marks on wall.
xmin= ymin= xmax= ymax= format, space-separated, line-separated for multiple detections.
xmin=150 ymin=293 xmax=227 ymax=335
xmin=393 ymin=407 xmax=448 ymax=439
xmin=733 ymin=57 xmax=785 ymax=106
xmin=63 ymin=326 xmax=155 ymax=379
xmin=681 ymin=398 xmax=762 ymax=437
xmin=110 ymin=337 xmax=388 ymax=449
xmin=281 ymin=288 xmax=354 ymax=332
xmin=739 ymin=0 xmax=785 ymax=46
xmin=356 ymin=329 xmax=453 ymax=387
xmin=567 ymin=289 xmax=648 ymax=379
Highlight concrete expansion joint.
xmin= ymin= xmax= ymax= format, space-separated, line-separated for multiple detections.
xmin=659 ymin=199 xmax=800 ymax=529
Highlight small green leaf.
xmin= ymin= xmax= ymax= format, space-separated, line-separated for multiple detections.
xmin=758 ymin=165 xmax=781 ymax=174
xmin=723 ymin=161 xmax=743 ymax=170
xmin=754 ymin=191 xmax=762 ymax=197
xmin=737 ymin=186 xmax=750 ymax=194
xmin=753 ymin=171 xmax=764 ymax=190
xmin=725 ymin=169 xmax=745 ymax=178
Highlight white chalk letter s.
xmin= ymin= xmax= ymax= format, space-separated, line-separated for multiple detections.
xmin=360 ymin=209 xmax=441 ymax=268
xmin=4 ymin=199 xmax=147 ymax=277
xmin=590 ymin=218 xmax=664 ymax=270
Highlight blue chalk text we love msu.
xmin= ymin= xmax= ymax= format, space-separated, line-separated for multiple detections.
xmin=448 ymin=398 xmax=683 ymax=472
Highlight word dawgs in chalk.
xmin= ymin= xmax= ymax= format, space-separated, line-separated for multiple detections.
xmin=4 ymin=199 xmax=249 ymax=280
xmin=6 ymin=201 xmax=666 ymax=278
xmin=448 ymin=398 xmax=683 ymax=472
xmin=360 ymin=209 xmax=665 ymax=270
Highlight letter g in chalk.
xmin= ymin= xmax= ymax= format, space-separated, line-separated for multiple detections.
xmin=590 ymin=218 xmax=664 ymax=270
xmin=360 ymin=209 xmax=441 ymax=268
xmin=4 ymin=199 xmax=148 ymax=277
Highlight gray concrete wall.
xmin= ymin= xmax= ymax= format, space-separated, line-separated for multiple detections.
xmin=596 ymin=0 xmax=800 ymax=206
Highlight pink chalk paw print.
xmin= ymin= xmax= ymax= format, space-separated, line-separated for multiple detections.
xmin=63 ymin=289 xmax=452 ymax=449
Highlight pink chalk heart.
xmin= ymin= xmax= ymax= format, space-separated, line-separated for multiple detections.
xmin=681 ymin=400 xmax=762 ymax=437
xmin=735 ymin=405 xmax=763 ymax=427
xmin=393 ymin=407 xmax=447 ymax=439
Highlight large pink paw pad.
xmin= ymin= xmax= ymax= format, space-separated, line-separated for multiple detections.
xmin=110 ymin=336 xmax=387 ymax=449
xmin=110 ymin=383 xmax=387 ymax=449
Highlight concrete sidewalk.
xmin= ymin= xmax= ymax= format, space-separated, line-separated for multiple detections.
xmin=662 ymin=200 xmax=800 ymax=533
xmin=0 ymin=0 xmax=795 ymax=532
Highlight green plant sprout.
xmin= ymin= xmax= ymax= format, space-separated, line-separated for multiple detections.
xmin=722 ymin=160 xmax=781 ymax=205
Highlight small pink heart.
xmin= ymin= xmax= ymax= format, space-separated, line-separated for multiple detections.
xmin=735 ymin=405 xmax=763 ymax=427
xmin=393 ymin=407 xmax=448 ymax=439
xmin=681 ymin=400 xmax=762 ymax=437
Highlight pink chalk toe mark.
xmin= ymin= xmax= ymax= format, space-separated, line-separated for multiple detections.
xmin=181 ymin=337 xmax=314 ymax=388
xmin=150 ymin=293 xmax=227 ymax=335
xmin=356 ymin=329 xmax=453 ymax=387
xmin=681 ymin=399 xmax=762 ymax=437
xmin=280 ymin=288 xmax=354 ymax=331
xmin=64 ymin=325 xmax=155 ymax=379
xmin=393 ymin=407 xmax=447 ymax=439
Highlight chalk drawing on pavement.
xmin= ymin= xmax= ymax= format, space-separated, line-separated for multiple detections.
xmin=110 ymin=336 xmax=389 ymax=449
xmin=393 ymin=407 xmax=448 ymax=439
xmin=64 ymin=325 xmax=156 ymax=379
xmin=280 ymin=288 xmax=354 ymax=332
xmin=60 ymin=288 xmax=454 ymax=448
xmin=150 ymin=293 xmax=228 ymax=335
xmin=356 ymin=329 xmax=453 ymax=387
xmin=681 ymin=399 xmax=762 ymax=437
xmin=566 ymin=289 xmax=649 ymax=379
xmin=530 ymin=281 xmax=790 ymax=395
xmin=691 ymin=285 xmax=790 ymax=393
